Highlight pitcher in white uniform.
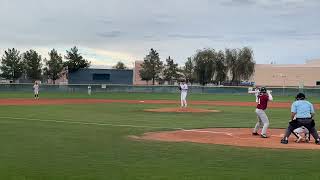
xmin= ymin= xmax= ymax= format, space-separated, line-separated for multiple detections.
xmin=179 ymin=80 xmax=188 ymax=108
xmin=33 ymin=82 xmax=39 ymax=99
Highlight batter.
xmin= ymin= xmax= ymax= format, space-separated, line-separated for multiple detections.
xmin=252 ymin=87 xmax=273 ymax=138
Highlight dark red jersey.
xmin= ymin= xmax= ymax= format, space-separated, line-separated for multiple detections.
xmin=257 ymin=94 xmax=269 ymax=110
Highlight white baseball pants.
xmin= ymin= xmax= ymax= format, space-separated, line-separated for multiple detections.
xmin=181 ymin=91 xmax=187 ymax=107
xmin=253 ymin=109 xmax=269 ymax=135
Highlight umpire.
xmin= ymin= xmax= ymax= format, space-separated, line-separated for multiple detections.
xmin=281 ymin=93 xmax=320 ymax=144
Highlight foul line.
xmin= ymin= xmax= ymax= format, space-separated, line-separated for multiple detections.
xmin=0 ymin=116 xmax=182 ymax=130
xmin=181 ymin=129 xmax=233 ymax=136
xmin=1 ymin=116 xmax=319 ymax=138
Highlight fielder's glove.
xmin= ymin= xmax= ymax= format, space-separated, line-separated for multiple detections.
xmin=178 ymin=86 xmax=182 ymax=91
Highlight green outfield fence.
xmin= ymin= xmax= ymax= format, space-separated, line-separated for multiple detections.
xmin=1 ymin=83 xmax=320 ymax=96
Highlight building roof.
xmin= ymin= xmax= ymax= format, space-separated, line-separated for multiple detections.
xmin=306 ymin=59 xmax=320 ymax=65
xmin=256 ymin=59 xmax=320 ymax=68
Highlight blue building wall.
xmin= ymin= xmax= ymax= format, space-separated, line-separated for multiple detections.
xmin=68 ymin=69 xmax=133 ymax=85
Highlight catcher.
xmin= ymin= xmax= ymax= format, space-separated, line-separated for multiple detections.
xmin=293 ymin=126 xmax=310 ymax=143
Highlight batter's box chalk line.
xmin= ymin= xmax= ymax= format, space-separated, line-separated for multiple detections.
xmin=180 ymin=129 xmax=285 ymax=139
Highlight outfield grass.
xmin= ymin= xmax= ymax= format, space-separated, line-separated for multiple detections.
xmin=1 ymin=93 xmax=320 ymax=179
xmin=0 ymin=91 xmax=319 ymax=103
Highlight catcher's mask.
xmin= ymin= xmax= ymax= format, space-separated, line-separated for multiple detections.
xmin=260 ymin=87 xmax=267 ymax=93
xmin=296 ymin=93 xmax=306 ymax=100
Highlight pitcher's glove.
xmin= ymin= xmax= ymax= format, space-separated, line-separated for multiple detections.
xmin=178 ymin=86 xmax=182 ymax=91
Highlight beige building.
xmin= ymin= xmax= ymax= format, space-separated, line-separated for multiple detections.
xmin=133 ymin=61 xmax=159 ymax=85
xmin=133 ymin=61 xmax=145 ymax=85
xmin=253 ymin=59 xmax=320 ymax=87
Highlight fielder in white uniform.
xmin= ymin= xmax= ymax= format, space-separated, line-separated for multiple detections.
xmin=180 ymin=81 xmax=188 ymax=108
xmin=33 ymin=82 xmax=39 ymax=99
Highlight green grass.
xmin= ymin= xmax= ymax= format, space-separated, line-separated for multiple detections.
xmin=1 ymin=91 xmax=320 ymax=103
xmin=1 ymin=93 xmax=320 ymax=179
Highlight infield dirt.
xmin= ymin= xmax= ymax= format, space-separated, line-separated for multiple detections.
xmin=134 ymin=128 xmax=320 ymax=150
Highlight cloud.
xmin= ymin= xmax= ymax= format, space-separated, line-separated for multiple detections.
xmin=151 ymin=14 xmax=176 ymax=25
xmin=0 ymin=0 xmax=320 ymax=65
xmin=97 ymin=18 xmax=114 ymax=25
xmin=39 ymin=17 xmax=58 ymax=23
xmin=96 ymin=31 xmax=122 ymax=38
xmin=239 ymin=29 xmax=320 ymax=41
xmin=220 ymin=0 xmax=320 ymax=11
xmin=167 ymin=34 xmax=224 ymax=40
xmin=220 ymin=0 xmax=256 ymax=6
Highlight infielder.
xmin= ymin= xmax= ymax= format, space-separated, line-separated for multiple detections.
xmin=251 ymin=87 xmax=273 ymax=138
xmin=33 ymin=82 xmax=39 ymax=99
xmin=179 ymin=80 xmax=188 ymax=108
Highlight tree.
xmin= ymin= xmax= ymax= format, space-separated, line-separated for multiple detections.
xmin=139 ymin=48 xmax=164 ymax=85
xmin=237 ymin=47 xmax=255 ymax=81
xmin=43 ymin=49 xmax=64 ymax=84
xmin=113 ymin=61 xmax=127 ymax=70
xmin=163 ymin=56 xmax=180 ymax=85
xmin=225 ymin=48 xmax=239 ymax=83
xmin=193 ymin=49 xmax=216 ymax=85
xmin=225 ymin=47 xmax=255 ymax=84
xmin=23 ymin=49 xmax=42 ymax=81
xmin=214 ymin=50 xmax=227 ymax=84
xmin=0 ymin=48 xmax=24 ymax=82
xmin=139 ymin=67 xmax=153 ymax=85
xmin=183 ymin=57 xmax=195 ymax=84
xmin=64 ymin=46 xmax=90 ymax=73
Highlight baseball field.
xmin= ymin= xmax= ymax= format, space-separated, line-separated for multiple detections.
xmin=1 ymin=92 xmax=320 ymax=180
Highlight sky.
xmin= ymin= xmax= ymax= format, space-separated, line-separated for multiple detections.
xmin=0 ymin=0 xmax=319 ymax=67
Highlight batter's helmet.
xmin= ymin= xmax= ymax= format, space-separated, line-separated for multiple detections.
xmin=260 ymin=87 xmax=267 ymax=93
xmin=296 ymin=93 xmax=306 ymax=100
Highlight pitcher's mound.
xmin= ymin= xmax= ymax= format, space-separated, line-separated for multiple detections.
xmin=144 ymin=107 xmax=221 ymax=113
xmin=135 ymin=128 xmax=320 ymax=150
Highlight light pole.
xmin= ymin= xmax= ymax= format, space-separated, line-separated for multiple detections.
xmin=296 ymin=75 xmax=304 ymax=93
xmin=12 ymin=64 xmax=15 ymax=83
xmin=279 ymin=74 xmax=287 ymax=96
xmin=273 ymin=73 xmax=286 ymax=96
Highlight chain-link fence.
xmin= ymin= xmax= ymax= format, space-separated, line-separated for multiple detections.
xmin=0 ymin=83 xmax=319 ymax=96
